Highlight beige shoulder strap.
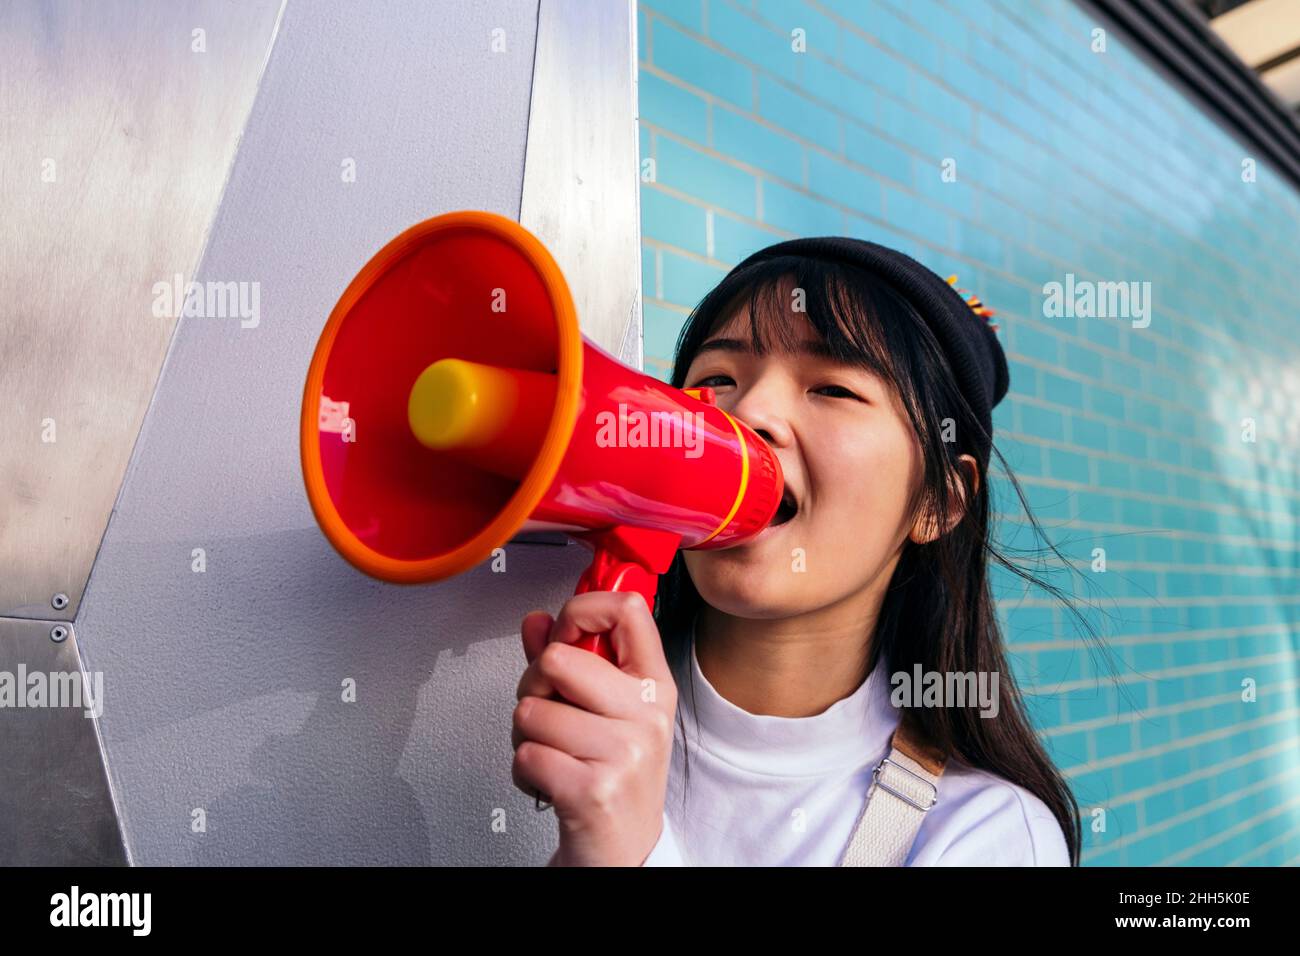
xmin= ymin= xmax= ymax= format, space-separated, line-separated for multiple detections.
xmin=839 ymin=716 xmax=946 ymax=867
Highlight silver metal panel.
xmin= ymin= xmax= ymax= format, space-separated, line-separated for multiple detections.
xmin=0 ymin=617 xmax=127 ymax=865
xmin=520 ymin=0 xmax=644 ymax=367
xmin=0 ymin=0 xmax=284 ymax=620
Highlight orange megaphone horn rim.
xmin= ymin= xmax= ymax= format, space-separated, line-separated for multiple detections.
xmin=299 ymin=210 xmax=584 ymax=582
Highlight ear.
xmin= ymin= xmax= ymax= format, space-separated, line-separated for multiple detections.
xmin=909 ymin=454 xmax=980 ymax=545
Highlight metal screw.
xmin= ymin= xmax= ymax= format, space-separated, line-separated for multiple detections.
xmin=51 ymin=593 xmax=69 ymax=610
xmin=50 ymin=625 xmax=69 ymax=643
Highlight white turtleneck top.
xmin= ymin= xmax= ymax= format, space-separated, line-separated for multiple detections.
xmin=642 ymin=617 xmax=1071 ymax=866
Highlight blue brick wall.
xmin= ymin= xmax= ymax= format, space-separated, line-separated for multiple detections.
xmin=637 ymin=0 xmax=1300 ymax=865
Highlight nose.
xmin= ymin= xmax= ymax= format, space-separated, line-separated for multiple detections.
xmin=726 ymin=376 xmax=794 ymax=450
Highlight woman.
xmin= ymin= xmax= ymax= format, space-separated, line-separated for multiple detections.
xmin=511 ymin=236 xmax=1086 ymax=866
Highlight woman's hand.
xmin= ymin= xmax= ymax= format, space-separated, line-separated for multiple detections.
xmin=511 ymin=591 xmax=678 ymax=867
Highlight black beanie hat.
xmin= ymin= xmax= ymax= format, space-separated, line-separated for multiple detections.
xmin=726 ymin=236 xmax=1010 ymax=472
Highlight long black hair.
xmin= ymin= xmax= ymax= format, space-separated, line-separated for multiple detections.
xmin=653 ymin=253 xmax=1104 ymax=866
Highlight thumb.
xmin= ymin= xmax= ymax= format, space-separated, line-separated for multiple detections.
xmin=549 ymin=591 xmax=672 ymax=684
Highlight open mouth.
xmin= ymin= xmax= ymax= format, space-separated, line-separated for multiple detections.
xmin=769 ymin=487 xmax=799 ymax=527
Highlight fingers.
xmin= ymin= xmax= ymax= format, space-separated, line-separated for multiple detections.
xmin=511 ymin=695 xmax=628 ymax=762
xmin=515 ymin=641 xmax=642 ymax=719
xmin=512 ymin=739 xmax=590 ymax=807
xmin=521 ymin=610 xmax=552 ymax=666
xmin=547 ymin=591 xmax=673 ymax=685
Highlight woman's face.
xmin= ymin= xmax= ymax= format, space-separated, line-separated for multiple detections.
xmin=680 ymin=302 xmax=929 ymax=621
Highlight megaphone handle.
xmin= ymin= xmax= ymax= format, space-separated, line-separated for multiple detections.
xmin=569 ymin=526 xmax=683 ymax=664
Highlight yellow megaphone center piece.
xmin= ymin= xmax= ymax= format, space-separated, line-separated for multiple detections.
xmin=408 ymin=357 xmax=558 ymax=479
xmin=408 ymin=358 xmax=513 ymax=450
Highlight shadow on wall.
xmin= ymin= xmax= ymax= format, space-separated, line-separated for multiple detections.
xmin=77 ymin=526 xmax=589 ymax=865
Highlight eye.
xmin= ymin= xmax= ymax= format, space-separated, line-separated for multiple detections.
xmin=812 ymin=384 xmax=864 ymax=401
xmin=689 ymin=374 xmax=734 ymax=389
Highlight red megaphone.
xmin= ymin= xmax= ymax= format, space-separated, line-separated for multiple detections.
xmin=300 ymin=210 xmax=783 ymax=662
